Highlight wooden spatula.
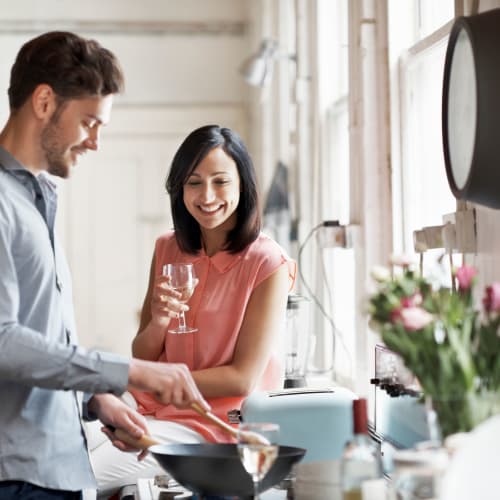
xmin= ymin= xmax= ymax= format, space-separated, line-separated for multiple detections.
xmin=190 ymin=402 xmax=269 ymax=445
xmin=108 ymin=425 xmax=160 ymax=450
xmin=108 ymin=403 xmax=269 ymax=450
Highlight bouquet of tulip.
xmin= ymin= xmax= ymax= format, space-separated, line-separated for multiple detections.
xmin=368 ymin=257 xmax=500 ymax=438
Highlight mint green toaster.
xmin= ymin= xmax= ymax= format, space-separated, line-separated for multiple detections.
xmin=240 ymin=387 xmax=357 ymax=463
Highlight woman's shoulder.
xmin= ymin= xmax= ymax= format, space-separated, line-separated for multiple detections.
xmin=155 ymin=230 xmax=178 ymax=255
xmin=245 ymin=233 xmax=296 ymax=290
xmin=156 ymin=229 xmax=176 ymax=245
xmin=245 ymin=232 xmax=291 ymax=260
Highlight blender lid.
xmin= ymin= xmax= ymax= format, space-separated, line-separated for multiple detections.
xmin=287 ymin=293 xmax=310 ymax=309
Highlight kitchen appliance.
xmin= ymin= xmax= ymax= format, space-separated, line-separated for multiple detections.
xmin=284 ymin=294 xmax=310 ymax=388
xmin=241 ymin=387 xmax=357 ymax=463
xmin=370 ymin=344 xmax=431 ymax=474
xmin=149 ymin=443 xmax=305 ymax=498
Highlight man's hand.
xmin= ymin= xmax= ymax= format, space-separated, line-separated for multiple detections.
xmin=127 ymin=359 xmax=210 ymax=411
xmin=87 ymin=393 xmax=150 ymax=459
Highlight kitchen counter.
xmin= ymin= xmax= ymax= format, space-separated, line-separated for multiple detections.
xmin=129 ymin=414 xmax=500 ymax=500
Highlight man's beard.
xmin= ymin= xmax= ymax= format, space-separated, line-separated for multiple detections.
xmin=40 ymin=105 xmax=71 ymax=178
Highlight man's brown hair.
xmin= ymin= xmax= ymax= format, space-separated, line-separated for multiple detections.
xmin=8 ymin=31 xmax=124 ymax=111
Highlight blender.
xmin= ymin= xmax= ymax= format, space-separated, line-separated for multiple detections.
xmin=284 ymin=294 xmax=310 ymax=388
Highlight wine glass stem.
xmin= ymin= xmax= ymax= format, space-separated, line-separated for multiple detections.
xmin=178 ymin=310 xmax=187 ymax=331
xmin=253 ymin=478 xmax=260 ymax=500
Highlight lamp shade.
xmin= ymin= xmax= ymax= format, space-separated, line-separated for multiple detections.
xmin=239 ymin=39 xmax=278 ymax=87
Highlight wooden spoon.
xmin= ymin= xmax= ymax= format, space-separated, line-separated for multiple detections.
xmin=109 ymin=426 xmax=160 ymax=450
xmin=107 ymin=404 xmax=270 ymax=450
xmin=190 ymin=402 xmax=270 ymax=445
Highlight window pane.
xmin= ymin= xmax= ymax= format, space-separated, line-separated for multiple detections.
xmin=418 ymin=0 xmax=454 ymax=39
xmin=399 ymin=39 xmax=456 ymax=252
xmin=313 ymin=0 xmax=354 ymax=382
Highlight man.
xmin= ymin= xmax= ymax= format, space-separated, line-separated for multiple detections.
xmin=0 ymin=31 xmax=209 ymax=499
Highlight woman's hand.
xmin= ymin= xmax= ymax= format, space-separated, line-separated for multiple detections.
xmin=150 ymin=273 xmax=189 ymax=327
xmin=132 ymin=253 xmax=197 ymax=360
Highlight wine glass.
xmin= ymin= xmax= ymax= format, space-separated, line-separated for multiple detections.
xmin=163 ymin=263 xmax=197 ymax=334
xmin=237 ymin=422 xmax=280 ymax=499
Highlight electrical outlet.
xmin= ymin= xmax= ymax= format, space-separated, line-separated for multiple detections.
xmin=413 ymin=209 xmax=476 ymax=254
xmin=317 ymin=224 xmax=346 ymax=248
xmin=316 ymin=223 xmax=358 ymax=249
xmin=455 ymin=208 xmax=476 ymax=253
xmin=413 ymin=224 xmax=447 ymax=252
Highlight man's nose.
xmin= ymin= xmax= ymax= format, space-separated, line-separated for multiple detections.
xmin=84 ymin=126 xmax=100 ymax=151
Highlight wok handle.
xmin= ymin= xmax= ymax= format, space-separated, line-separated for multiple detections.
xmin=191 ymin=402 xmax=238 ymax=439
xmin=109 ymin=426 xmax=160 ymax=449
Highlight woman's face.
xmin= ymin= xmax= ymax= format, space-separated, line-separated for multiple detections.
xmin=183 ymin=146 xmax=241 ymax=232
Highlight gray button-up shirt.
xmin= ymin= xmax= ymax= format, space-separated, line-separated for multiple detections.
xmin=0 ymin=147 xmax=130 ymax=491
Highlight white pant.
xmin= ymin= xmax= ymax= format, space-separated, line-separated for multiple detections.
xmin=85 ymin=394 xmax=206 ymax=499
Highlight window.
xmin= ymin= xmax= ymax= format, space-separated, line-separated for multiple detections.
xmin=389 ymin=0 xmax=457 ymax=271
xmin=307 ymin=0 xmax=354 ymax=383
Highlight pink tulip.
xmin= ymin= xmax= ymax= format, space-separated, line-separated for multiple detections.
xmin=483 ymin=283 xmax=500 ymax=313
xmin=401 ymin=293 xmax=423 ymax=308
xmin=455 ymin=265 xmax=477 ymax=291
xmin=392 ymin=306 xmax=433 ymax=331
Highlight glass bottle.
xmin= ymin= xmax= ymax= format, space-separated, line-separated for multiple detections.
xmin=341 ymin=398 xmax=383 ymax=500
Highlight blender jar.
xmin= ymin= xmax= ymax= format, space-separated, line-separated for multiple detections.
xmin=284 ymin=294 xmax=310 ymax=388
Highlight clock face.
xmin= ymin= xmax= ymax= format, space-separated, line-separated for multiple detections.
xmin=446 ymin=27 xmax=477 ymax=190
xmin=443 ymin=9 xmax=500 ymax=209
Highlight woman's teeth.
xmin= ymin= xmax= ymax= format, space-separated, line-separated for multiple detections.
xmin=200 ymin=205 xmax=221 ymax=213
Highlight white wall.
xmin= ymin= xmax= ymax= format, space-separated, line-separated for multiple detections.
xmin=0 ymin=0 xmax=252 ymax=355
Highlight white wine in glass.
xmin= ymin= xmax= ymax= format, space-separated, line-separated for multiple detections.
xmin=237 ymin=422 xmax=280 ymax=499
xmin=163 ymin=263 xmax=197 ymax=334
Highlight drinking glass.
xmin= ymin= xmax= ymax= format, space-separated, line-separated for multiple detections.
xmin=237 ymin=422 xmax=280 ymax=499
xmin=163 ymin=263 xmax=197 ymax=334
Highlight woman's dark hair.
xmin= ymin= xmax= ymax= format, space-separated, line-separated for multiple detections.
xmin=8 ymin=31 xmax=124 ymax=111
xmin=166 ymin=125 xmax=261 ymax=254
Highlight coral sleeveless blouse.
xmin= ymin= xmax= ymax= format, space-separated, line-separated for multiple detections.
xmin=131 ymin=231 xmax=296 ymax=442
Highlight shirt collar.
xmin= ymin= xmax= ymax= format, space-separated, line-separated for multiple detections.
xmin=0 ymin=145 xmax=57 ymax=194
xmin=0 ymin=145 xmax=28 ymax=173
xmin=192 ymin=246 xmax=244 ymax=273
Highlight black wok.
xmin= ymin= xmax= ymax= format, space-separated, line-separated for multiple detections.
xmin=150 ymin=443 xmax=306 ymax=498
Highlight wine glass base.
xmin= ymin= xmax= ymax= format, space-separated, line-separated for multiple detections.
xmin=168 ymin=327 xmax=198 ymax=334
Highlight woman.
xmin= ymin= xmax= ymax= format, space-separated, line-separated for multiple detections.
xmin=91 ymin=125 xmax=295 ymax=497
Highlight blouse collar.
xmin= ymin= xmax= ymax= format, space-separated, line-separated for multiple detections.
xmin=192 ymin=246 xmax=244 ymax=273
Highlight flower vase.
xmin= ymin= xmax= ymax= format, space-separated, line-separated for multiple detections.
xmin=429 ymin=390 xmax=500 ymax=439
xmin=424 ymin=397 xmax=442 ymax=443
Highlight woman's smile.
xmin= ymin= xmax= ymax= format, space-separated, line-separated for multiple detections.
xmin=198 ymin=203 xmax=224 ymax=214
xmin=183 ymin=146 xmax=241 ymax=231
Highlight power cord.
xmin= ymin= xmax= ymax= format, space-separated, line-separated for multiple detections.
xmin=297 ymin=220 xmax=352 ymax=379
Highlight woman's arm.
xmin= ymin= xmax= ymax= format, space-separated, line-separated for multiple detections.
xmin=192 ymin=263 xmax=290 ymax=398
xmin=132 ymin=251 xmax=187 ymax=360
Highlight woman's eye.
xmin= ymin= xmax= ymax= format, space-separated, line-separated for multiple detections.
xmin=185 ymin=178 xmax=230 ymax=186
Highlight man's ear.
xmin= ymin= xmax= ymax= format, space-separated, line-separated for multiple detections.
xmin=31 ymin=84 xmax=57 ymax=121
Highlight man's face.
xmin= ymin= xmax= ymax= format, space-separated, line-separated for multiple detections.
xmin=40 ymin=95 xmax=113 ymax=178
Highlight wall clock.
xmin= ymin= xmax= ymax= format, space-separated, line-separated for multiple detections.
xmin=442 ymin=8 xmax=500 ymax=208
